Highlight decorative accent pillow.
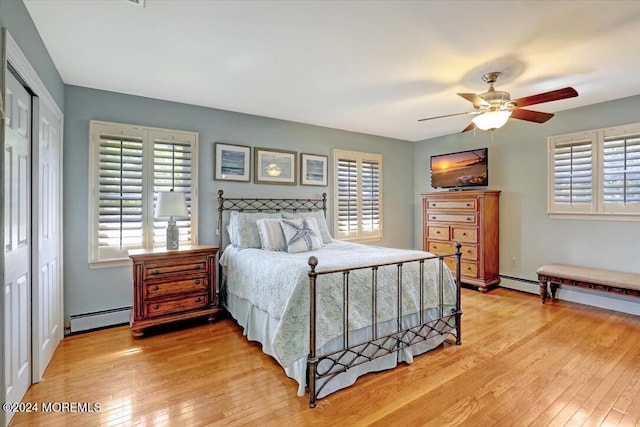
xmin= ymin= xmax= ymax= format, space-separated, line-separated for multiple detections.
xmin=231 ymin=211 xmax=282 ymax=250
xmin=282 ymin=211 xmax=332 ymax=244
xmin=280 ymin=217 xmax=323 ymax=253
xmin=256 ymin=218 xmax=287 ymax=251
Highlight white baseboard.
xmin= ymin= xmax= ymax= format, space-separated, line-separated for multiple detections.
xmin=500 ymin=277 xmax=640 ymax=316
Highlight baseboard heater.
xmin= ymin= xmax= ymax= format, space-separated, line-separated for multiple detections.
xmin=499 ymin=274 xmax=538 ymax=285
xmin=67 ymin=306 xmax=132 ymax=334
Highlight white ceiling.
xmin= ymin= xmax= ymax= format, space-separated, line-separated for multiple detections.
xmin=24 ymin=0 xmax=640 ymax=142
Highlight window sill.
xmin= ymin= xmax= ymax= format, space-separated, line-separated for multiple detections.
xmin=548 ymin=212 xmax=640 ymax=221
xmin=89 ymin=258 xmax=132 ymax=269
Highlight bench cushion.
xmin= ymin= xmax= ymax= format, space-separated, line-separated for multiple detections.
xmin=537 ymin=263 xmax=640 ymax=291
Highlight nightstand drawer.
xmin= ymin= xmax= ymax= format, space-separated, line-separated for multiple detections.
xmin=145 ymin=277 xmax=207 ymax=298
xmin=144 ymin=294 xmax=208 ymax=318
xmin=143 ymin=257 xmax=207 ymax=280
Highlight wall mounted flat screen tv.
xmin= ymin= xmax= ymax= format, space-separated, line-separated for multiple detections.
xmin=430 ymin=148 xmax=488 ymax=189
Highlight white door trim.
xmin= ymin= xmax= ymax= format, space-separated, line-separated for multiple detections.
xmin=6 ymin=30 xmax=65 ymax=381
xmin=1 ymin=29 xmax=64 ymax=427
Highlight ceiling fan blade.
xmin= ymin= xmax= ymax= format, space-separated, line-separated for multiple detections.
xmin=418 ymin=111 xmax=473 ymax=122
xmin=512 ymin=87 xmax=578 ymax=108
xmin=458 ymin=93 xmax=489 ymax=107
xmin=461 ymin=122 xmax=475 ymax=133
xmin=511 ymin=108 xmax=554 ymax=123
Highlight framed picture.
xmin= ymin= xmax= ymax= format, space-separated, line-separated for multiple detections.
xmin=300 ymin=153 xmax=328 ymax=186
xmin=254 ymin=147 xmax=297 ymax=185
xmin=214 ymin=142 xmax=251 ymax=181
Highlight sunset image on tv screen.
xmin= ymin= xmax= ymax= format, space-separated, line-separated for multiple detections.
xmin=431 ymin=149 xmax=488 ymax=188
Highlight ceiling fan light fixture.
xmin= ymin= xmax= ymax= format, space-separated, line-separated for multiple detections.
xmin=472 ymin=110 xmax=512 ymax=131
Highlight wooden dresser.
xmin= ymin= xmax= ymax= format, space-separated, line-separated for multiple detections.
xmin=421 ymin=190 xmax=500 ymax=292
xmin=129 ymin=245 xmax=221 ymax=337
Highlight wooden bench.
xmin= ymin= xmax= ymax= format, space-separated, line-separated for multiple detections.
xmin=537 ymin=263 xmax=640 ymax=304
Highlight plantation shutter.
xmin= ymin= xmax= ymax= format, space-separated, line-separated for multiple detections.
xmin=602 ymin=133 xmax=640 ymax=207
xmin=548 ymin=122 xmax=640 ymax=219
xmin=152 ymin=134 xmax=194 ymax=246
xmin=337 ymin=158 xmax=358 ymax=238
xmin=89 ymin=121 xmax=199 ymax=266
xmin=361 ymin=159 xmax=380 ymax=236
xmin=551 ymin=138 xmax=594 ymax=212
xmin=334 ymin=150 xmax=383 ymax=240
xmin=96 ymin=131 xmax=144 ymax=260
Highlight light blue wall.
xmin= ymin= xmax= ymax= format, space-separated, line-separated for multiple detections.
xmin=414 ymin=95 xmax=640 ymax=314
xmin=0 ymin=0 xmax=64 ymax=110
xmin=63 ymin=85 xmax=414 ymax=318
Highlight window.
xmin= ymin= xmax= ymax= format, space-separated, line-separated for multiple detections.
xmin=548 ymin=122 xmax=640 ymax=220
xmin=89 ymin=121 xmax=198 ymax=267
xmin=333 ymin=149 xmax=382 ymax=240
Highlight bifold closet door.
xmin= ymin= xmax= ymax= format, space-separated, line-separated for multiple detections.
xmin=3 ymin=67 xmax=33 ymax=419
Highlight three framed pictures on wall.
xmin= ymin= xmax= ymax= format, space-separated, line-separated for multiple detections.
xmin=214 ymin=142 xmax=328 ymax=187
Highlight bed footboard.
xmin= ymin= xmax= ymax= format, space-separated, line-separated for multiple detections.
xmin=306 ymin=243 xmax=462 ymax=408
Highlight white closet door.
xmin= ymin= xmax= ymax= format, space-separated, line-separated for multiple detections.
xmin=4 ymin=69 xmax=32 ymax=423
xmin=32 ymin=97 xmax=63 ymax=382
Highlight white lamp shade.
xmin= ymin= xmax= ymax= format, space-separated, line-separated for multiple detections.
xmin=155 ymin=191 xmax=188 ymax=218
xmin=472 ymin=110 xmax=512 ymax=131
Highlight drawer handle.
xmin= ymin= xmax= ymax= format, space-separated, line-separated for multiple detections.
xmin=466 ymin=203 xmax=471 ymax=207
xmin=196 ymin=297 xmax=202 ymax=303
xmin=467 ymin=217 xmax=471 ymax=221
xmin=195 ymin=265 xmax=201 ymax=270
xmin=432 ymin=216 xmax=436 ymax=220
xmin=153 ymin=304 xmax=159 ymax=310
xmin=466 ymin=266 xmax=472 ymax=271
xmin=195 ymin=279 xmax=201 ymax=285
xmin=436 ymin=230 xmax=440 ymax=234
xmin=466 ymin=250 xmax=472 ymax=254
xmin=462 ymin=232 xmax=467 ymax=236
xmin=152 ymin=269 xmax=159 ymax=274
xmin=153 ymin=285 xmax=159 ymax=291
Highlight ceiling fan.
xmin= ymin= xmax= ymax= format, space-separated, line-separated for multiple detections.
xmin=418 ymin=72 xmax=578 ymax=132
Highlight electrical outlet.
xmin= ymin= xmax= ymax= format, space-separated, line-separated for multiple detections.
xmin=510 ymin=258 xmax=517 ymax=267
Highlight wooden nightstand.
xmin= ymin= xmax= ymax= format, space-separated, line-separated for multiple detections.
xmin=128 ymin=245 xmax=221 ymax=337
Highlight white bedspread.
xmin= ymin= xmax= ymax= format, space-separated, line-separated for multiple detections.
xmin=220 ymin=240 xmax=456 ymax=367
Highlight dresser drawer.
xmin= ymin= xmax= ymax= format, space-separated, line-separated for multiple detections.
xmin=144 ymin=294 xmax=208 ymax=318
xmin=426 ymin=199 xmax=476 ymax=210
xmin=143 ymin=257 xmax=207 ymax=280
xmin=427 ymin=212 xmax=477 ymax=224
xmin=428 ymin=240 xmax=455 ymax=255
xmin=427 ymin=226 xmax=450 ymax=240
xmin=452 ymin=227 xmax=477 ymax=243
xmin=460 ymin=261 xmax=478 ymax=278
xmin=145 ymin=277 xmax=207 ymax=299
xmin=460 ymin=244 xmax=478 ymax=261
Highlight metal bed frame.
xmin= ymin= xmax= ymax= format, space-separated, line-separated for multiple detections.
xmin=217 ymin=190 xmax=462 ymax=408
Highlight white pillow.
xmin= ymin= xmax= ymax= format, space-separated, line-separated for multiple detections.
xmin=282 ymin=210 xmax=332 ymax=244
xmin=226 ymin=223 xmax=234 ymax=247
xmin=232 ymin=211 xmax=282 ymax=249
xmin=256 ymin=218 xmax=287 ymax=251
xmin=280 ymin=217 xmax=323 ymax=254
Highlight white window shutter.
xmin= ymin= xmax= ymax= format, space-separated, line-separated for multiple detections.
xmin=602 ymin=128 xmax=640 ymax=213
xmin=334 ymin=149 xmax=382 ymax=240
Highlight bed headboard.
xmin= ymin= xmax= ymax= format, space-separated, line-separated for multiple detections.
xmin=216 ymin=189 xmax=327 ymax=249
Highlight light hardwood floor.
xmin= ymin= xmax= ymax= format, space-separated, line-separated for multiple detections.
xmin=9 ymin=287 xmax=640 ymax=426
